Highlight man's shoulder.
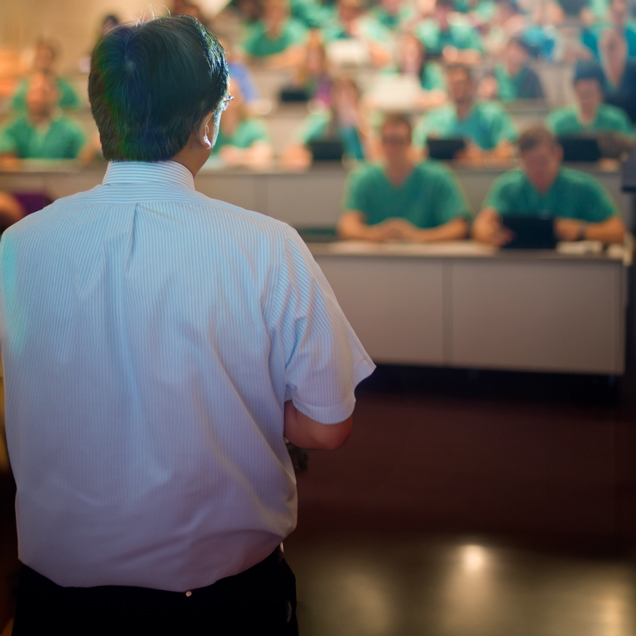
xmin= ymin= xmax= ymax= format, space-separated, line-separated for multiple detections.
xmin=558 ymin=167 xmax=605 ymax=193
xmin=491 ymin=168 xmax=527 ymax=191
xmin=416 ymin=159 xmax=456 ymax=181
xmin=349 ymin=161 xmax=384 ymax=181
xmin=474 ymin=100 xmax=509 ymax=119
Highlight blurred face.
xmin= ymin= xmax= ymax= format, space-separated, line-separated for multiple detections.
xmin=381 ymin=0 xmax=402 ymax=15
xmin=339 ymin=0 xmax=361 ymax=23
xmin=333 ymin=81 xmax=359 ymax=111
xmin=399 ymin=35 xmax=425 ymax=72
xmin=521 ymin=142 xmax=562 ymax=193
xmin=381 ymin=121 xmax=412 ymax=163
xmin=33 ymin=45 xmax=55 ymax=72
xmin=264 ymin=0 xmax=288 ymax=29
xmin=505 ymin=41 xmax=527 ymax=73
xmin=600 ymin=28 xmax=626 ymax=62
xmin=574 ymin=78 xmax=602 ymax=113
xmin=611 ymin=0 xmax=627 ymax=23
xmin=305 ymin=39 xmax=326 ymax=74
xmin=26 ymin=73 xmax=58 ymax=118
xmin=447 ymin=69 xmax=474 ymax=105
xmin=435 ymin=3 xmax=452 ymax=29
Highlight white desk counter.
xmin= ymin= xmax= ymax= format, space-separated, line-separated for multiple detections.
xmin=0 ymin=162 xmax=632 ymax=229
xmin=309 ymin=240 xmax=632 ymax=375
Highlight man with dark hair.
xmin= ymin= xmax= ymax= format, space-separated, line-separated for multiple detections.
xmin=338 ymin=114 xmax=471 ymax=241
xmin=472 ymin=126 xmax=626 ymax=245
xmin=413 ymin=64 xmax=517 ymax=162
xmin=1 ymin=15 xmax=374 ymax=634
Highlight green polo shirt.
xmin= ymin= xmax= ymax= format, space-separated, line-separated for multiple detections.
xmin=343 ymin=161 xmax=471 ymax=228
xmin=546 ymin=104 xmax=635 ymax=137
xmin=241 ymin=18 xmax=308 ymax=58
xmin=212 ymin=119 xmax=270 ymax=154
xmin=297 ymin=110 xmax=365 ymax=160
xmin=322 ymin=15 xmax=391 ymax=43
xmin=11 ymin=77 xmax=82 ymax=112
xmin=483 ymin=167 xmax=618 ymax=222
xmin=493 ymin=65 xmax=544 ymax=102
xmin=0 ymin=114 xmax=85 ymax=159
xmin=415 ymin=18 xmax=484 ymax=56
xmin=413 ymin=101 xmax=518 ymax=150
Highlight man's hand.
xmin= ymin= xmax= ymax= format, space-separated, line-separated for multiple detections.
xmin=472 ymin=209 xmax=514 ymax=246
xmin=554 ymin=218 xmax=586 ymax=241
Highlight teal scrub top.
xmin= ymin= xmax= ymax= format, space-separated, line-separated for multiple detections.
xmin=483 ymin=167 xmax=618 ymax=222
xmin=343 ymin=161 xmax=471 ymax=227
xmin=212 ymin=118 xmax=270 ymax=154
xmin=413 ymin=101 xmax=518 ymax=150
xmin=493 ymin=65 xmax=544 ymax=102
xmin=241 ymin=18 xmax=308 ymax=58
xmin=297 ymin=110 xmax=365 ymax=160
xmin=546 ymin=104 xmax=635 ymax=137
xmin=453 ymin=0 xmax=496 ymax=20
xmin=383 ymin=62 xmax=446 ymax=92
xmin=368 ymin=5 xmax=415 ymax=31
xmin=290 ymin=0 xmax=335 ymax=28
xmin=322 ymin=15 xmax=391 ymax=43
xmin=415 ymin=18 xmax=485 ymax=56
xmin=11 ymin=77 xmax=82 ymax=112
xmin=0 ymin=114 xmax=85 ymax=159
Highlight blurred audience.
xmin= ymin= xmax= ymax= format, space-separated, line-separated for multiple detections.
xmin=291 ymin=31 xmax=333 ymax=107
xmin=479 ymin=36 xmax=545 ymax=101
xmin=472 ymin=126 xmax=626 ymax=245
xmin=413 ymin=65 xmax=517 ymax=162
xmin=218 ymin=35 xmax=261 ymax=105
xmin=338 ymin=114 xmax=470 ymax=242
xmin=282 ymin=75 xmax=369 ymax=169
xmin=12 ymin=40 xmax=81 ymax=112
xmin=241 ymin=0 xmax=308 ymax=66
xmin=207 ymin=82 xmax=273 ymax=168
xmin=598 ymin=26 xmax=636 ymax=122
xmin=0 ymin=72 xmax=85 ymax=161
xmin=483 ymin=0 xmax=528 ymax=57
xmin=581 ymin=0 xmax=636 ymax=59
xmin=415 ymin=0 xmax=485 ymax=64
xmin=368 ymin=0 xmax=417 ymax=31
xmin=546 ymin=60 xmax=634 ymax=136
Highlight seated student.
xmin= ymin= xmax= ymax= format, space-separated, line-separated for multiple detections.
xmin=12 ymin=40 xmax=81 ymax=112
xmin=523 ymin=0 xmax=563 ymax=62
xmin=483 ymin=0 xmax=528 ymax=57
xmin=599 ymin=28 xmax=636 ymax=123
xmin=289 ymin=0 xmax=337 ymax=28
xmin=289 ymin=30 xmax=332 ymax=107
xmin=338 ymin=115 xmax=471 ymax=242
xmin=0 ymin=71 xmax=85 ymax=161
xmin=413 ymin=64 xmax=518 ymax=162
xmin=368 ymin=0 xmax=417 ymax=31
xmin=472 ymin=126 xmax=626 ymax=245
xmin=282 ymin=76 xmax=369 ymax=169
xmin=546 ymin=59 xmax=634 ymax=136
xmin=365 ymin=34 xmax=447 ymax=110
xmin=321 ymin=0 xmax=393 ymax=67
xmin=207 ymin=82 xmax=273 ymax=169
xmin=581 ymin=0 xmax=636 ymax=59
xmin=241 ymin=0 xmax=308 ymax=66
xmin=479 ymin=36 xmax=545 ymax=102
xmin=415 ymin=0 xmax=485 ymax=64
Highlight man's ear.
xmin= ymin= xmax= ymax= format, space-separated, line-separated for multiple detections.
xmin=198 ymin=111 xmax=216 ymax=149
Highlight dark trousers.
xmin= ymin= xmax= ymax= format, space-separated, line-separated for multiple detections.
xmin=13 ymin=548 xmax=298 ymax=635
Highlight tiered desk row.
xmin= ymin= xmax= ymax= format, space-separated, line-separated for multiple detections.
xmin=0 ymin=161 xmax=632 ymax=376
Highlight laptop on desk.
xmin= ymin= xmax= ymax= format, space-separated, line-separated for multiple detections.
xmin=500 ymin=215 xmax=557 ymax=250
xmin=558 ymin=136 xmax=602 ymax=163
xmin=427 ymin=138 xmax=466 ymax=161
xmin=308 ymin=138 xmax=344 ymax=162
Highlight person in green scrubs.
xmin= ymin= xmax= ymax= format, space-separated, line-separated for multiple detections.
xmin=368 ymin=0 xmax=416 ymax=32
xmin=241 ymin=0 xmax=308 ymax=63
xmin=0 ymin=72 xmax=85 ymax=161
xmin=207 ymin=82 xmax=272 ymax=169
xmin=415 ymin=0 xmax=484 ymax=65
xmin=338 ymin=114 xmax=471 ymax=242
xmin=546 ymin=60 xmax=634 ymax=137
xmin=472 ymin=126 xmax=626 ymax=245
xmin=11 ymin=40 xmax=82 ymax=112
xmin=413 ymin=65 xmax=518 ymax=162
xmin=480 ymin=36 xmax=545 ymax=102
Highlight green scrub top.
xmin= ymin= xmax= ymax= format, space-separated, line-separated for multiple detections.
xmin=290 ymin=0 xmax=335 ymax=28
xmin=483 ymin=167 xmax=618 ymax=222
xmin=413 ymin=101 xmax=518 ymax=150
xmin=546 ymin=104 xmax=635 ymax=137
xmin=343 ymin=161 xmax=471 ymax=228
xmin=11 ymin=77 xmax=82 ymax=112
xmin=415 ymin=18 xmax=485 ymax=56
xmin=493 ymin=65 xmax=544 ymax=102
xmin=297 ymin=110 xmax=365 ymax=160
xmin=453 ymin=0 xmax=496 ymax=20
xmin=322 ymin=15 xmax=391 ymax=43
xmin=0 ymin=114 xmax=85 ymax=159
xmin=383 ymin=62 xmax=446 ymax=92
xmin=212 ymin=118 xmax=270 ymax=154
xmin=369 ymin=5 xmax=415 ymax=31
xmin=241 ymin=18 xmax=307 ymax=58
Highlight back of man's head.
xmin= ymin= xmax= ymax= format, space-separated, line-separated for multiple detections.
xmin=89 ymin=16 xmax=228 ymax=162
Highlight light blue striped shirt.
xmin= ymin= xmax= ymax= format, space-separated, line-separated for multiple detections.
xmin=0 ymin=160 xmax=374 ymax=591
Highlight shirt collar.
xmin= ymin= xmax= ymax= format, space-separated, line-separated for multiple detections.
xmin=103 ymin=161 xmax=195 ymax=190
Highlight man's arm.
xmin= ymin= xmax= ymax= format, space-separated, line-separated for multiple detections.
xmin=472 ymin=207 xmax=513 ymax=246
xmin=402 ymin=217 xmax=469 ymax=242
xmin=555 ymin=216 xmax=627 ymax=244
xmin=337 ymin=210 xmax=404 ymax=242
xmin=284 ymin=400 xmax=353 ymax=450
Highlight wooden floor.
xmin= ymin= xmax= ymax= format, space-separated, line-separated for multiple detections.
xmin=1 ymin=367 xmax=636 ymax=634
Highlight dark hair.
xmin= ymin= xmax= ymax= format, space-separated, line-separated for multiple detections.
xmin=88 ymin=16 xmax=229 ymax=162
xmin=381 ymin=114 xmax=412 ymax=139
xmin=507 ymin=35 xmax=530 ymax=54
xmin=573 ymin=59 xmax=605 ymax=86
xmin=518 ymin=126 xmax=558 ymax=153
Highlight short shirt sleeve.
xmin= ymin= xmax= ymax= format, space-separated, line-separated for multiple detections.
xmin=574 ymin=177 xmax=618 ymax=222
xmin=268 ymin=226 xmax=375 ymax=423
xmin=342 ymin=165 xmax=370 ymax=214
xmin=482 ymin=172 xmax=518 ymax=214
xmin=296 ymin=111 xmax=329 ymax=144
xmin=0 ymin=122 xmax=18 ymax=155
